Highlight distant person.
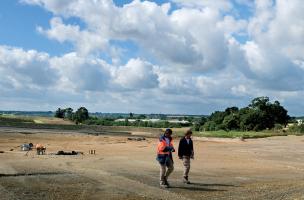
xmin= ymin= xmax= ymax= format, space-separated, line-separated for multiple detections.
xmin=178 ymin=130 xmax=194 ymax=184
xmin=156 ymin=128 xmax=175 ymax=188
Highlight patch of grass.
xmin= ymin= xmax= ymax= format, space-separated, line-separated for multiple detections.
xmin=0 ymin=115 xmax=162 ymax=136
xmin=165 ymin=128 xmax=286 ymax=139
xmin=0 ymin=115 xmax=34 ymax=124
xmin=193 ymin=130 xmax=289 ymax=139
xmin=0 ymin=115 xmax=82 ymax=130
xmin=33 ymin=119 xmax=44 ymax=124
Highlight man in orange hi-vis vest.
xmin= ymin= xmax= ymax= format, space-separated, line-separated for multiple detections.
xmin=156 ymin=128 xmax=175 ymax=188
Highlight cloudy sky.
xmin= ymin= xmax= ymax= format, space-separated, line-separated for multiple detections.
xmin=0 ymin=0 xmax=303 ymax=115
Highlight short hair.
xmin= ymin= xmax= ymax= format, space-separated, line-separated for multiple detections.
xmin=165 ymin=128 xmax=172 ymax=134
xmin=185 ymin=130 xmax=192 ymax=136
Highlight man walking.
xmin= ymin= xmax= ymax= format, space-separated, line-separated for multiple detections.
xmin=178 ymin=130 xmax=194 ymax=184
xmin=156 ymin=128 xmax=175 ymax=188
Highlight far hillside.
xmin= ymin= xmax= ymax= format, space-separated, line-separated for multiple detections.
xmin=52 ymin=96 xmax=304 ymax=137
xmin=1 ymin=96 xmax=303 ymax=138
xmin=0 ymin=111 xmax=53 ymax=117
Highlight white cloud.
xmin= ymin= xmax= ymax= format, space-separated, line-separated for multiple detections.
xmin=37 ymin=17 xmax=108 ymax=55
xmin=171 ymin=0 xmax=232 ymax=11
xmin=0 ymin=45 xmax=58 ymax=89
xmin=0 ymin=45 xmax=113 ymax=98
xmin=50 ymin=52 xmax=111 ymax=92
xmin=217 ymin=15 xmax=247 ymax=37
xmin=26 ymin=0 xmax=241 ymax=73
xmin=239 ymin=0 xmax=304 ymax=91
xmin=20 ymin=0 xmax=75 ymax=15
xmin=113 ymin=58 xmax=159 ymax=89
xmin=2 ymin=0 xmax=303 ymax=115
xmin=168 ymin=7 xmax=229 ymax=71
xmin=157 ymin=73 xmax=195 ymax=94
xmin=37 ymin=17 xmax=79 ymax=43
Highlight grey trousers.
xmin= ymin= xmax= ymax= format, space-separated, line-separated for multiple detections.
xmin=182 ymin=156 xmax=191 ymax=177
xmin=159 ymin=158 xmax=174 ymax=183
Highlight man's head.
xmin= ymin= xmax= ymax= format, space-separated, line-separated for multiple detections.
xmin=164 ymin=128 xmax=172 ymax=137
xmin=185 ymin=130 xmax=192 ymax=139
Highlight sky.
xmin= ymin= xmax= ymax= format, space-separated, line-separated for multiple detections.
xmin=0 ymin=0 xmax=303 ymax=116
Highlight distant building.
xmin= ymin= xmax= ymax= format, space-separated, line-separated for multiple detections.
xmin=141 ymin=119 xmax=161 ymax=122
xmin=114 ymin=119 xmax=137 ymax=122
xmin=168 ymin=120 xmax=190 ymax=124
xmin=114 ymin=118 xmax=191 ymax=124
xmin=296 ymin=119 xmax=303 ymax=125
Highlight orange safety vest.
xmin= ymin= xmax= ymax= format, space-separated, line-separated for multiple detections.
xmin=157 ymin=137 xmax=174 ymax=155
xmin=36 ymin=143 xmax=44 ymax=149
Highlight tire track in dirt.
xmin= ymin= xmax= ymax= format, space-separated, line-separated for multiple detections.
xmin=0 ymin=185 xmax=18 ymax=200
xmin=58 ymin=161 xmax=193 ymax=200
xmin=0 ymin=163 xmax=18 ymax=175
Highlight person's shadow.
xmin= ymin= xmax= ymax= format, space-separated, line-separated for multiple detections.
xmin=169 ymin=182 xmax=239 ymax=192
xmin=191 ymin=182 xmax=238 ymax=187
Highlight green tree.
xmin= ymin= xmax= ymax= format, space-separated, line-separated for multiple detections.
xmin=247 ymin=97 xmax=289 ymax=129
xmin=159 ymin=114 xmax=167 ymax=120
xmin=239 ymin=108 xmax=267 ymax=131
xmin=270 ymin=101 xmax=290 ymax=126
xmin=225 ymin=107 xmax=239 ymax=115
xmin=193 ymin=117 xmax=207 ymax=131
xmin=185 ymin=116 xmax=194 ymax=123
xmin=138 ymin=114 xmax=146 ymax=119
xmin=222 ymin=113 xmax=240 ymax=131
xmin=129 ymin=112 xmax=134 ymax=119
xmin=64 ymin=108 xmax=73 ymax=120
xmin=54 ymin=108 xmax=65 ymax=118
xmin=74 ymin=107 xmax=89 ymax=123
xmin=204 ymin=97 xmax=289 ymax=132
xmin=249 ymin=96 xmax=270 ymax=110
xmin=203 ymin=121 xmax=218 ymax=131
xmin=209 ymin=111 xmax=226 ymax=125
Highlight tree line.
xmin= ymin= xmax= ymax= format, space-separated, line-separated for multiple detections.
xmin=85 ymin=117 xmax=186 ymax=128
xmin=55 ymin=107 xmax=89 ymax=124
xmin=55 ymin=97 xmax=295 ymax=132
xmin=54 ymin=107 xmax=187 ymax=128
xmin=194 ymin=97 xmax=290 ymax=131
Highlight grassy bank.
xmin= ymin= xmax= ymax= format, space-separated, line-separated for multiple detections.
xmin=163 ymin=128 xmax=292 ymax=139
xmin=169 ymin=126 xmax=304 ymax=139
xmin=191 ymin=130 xmax=304 ymax=139
xmin=1 ymin=115 xmax=303 ymax=138
xmin=0 ymin=115 xmax=162 ymax=135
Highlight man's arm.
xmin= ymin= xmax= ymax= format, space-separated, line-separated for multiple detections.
xmin=190 ymin=140 xmax=194 ymax=159
xmin=178 ymin=139 xmax=183 ymax=158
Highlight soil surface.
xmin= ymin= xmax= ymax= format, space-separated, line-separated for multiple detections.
xmin=0 ymin=127 xmax=304 ymax=200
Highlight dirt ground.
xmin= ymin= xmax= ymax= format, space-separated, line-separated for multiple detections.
xmin=0 ymin=127 xmax=304 ymax=200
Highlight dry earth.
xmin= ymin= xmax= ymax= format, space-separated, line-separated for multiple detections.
xmin=32 ymin=117 xmax=75 ymax=125
xmin=0 ymin=127 xmax=304 ymax=200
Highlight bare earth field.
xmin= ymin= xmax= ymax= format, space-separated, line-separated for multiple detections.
xmin=0 ymin=127 xmax=304 ymax=200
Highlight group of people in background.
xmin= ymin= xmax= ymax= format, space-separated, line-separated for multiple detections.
xmin=156 ymin=128 xmax=194 ymax=188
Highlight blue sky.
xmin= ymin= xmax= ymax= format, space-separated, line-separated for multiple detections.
xmin=0 ymin=0 xmax=303 ymax=116
xmin=0 ymin=0 xmax=252 ymax=55
xmin=0 ymin=0 xmax=76 ymax=55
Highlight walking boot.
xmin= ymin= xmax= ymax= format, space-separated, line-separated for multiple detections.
xmin=160 ymin=180 xmax=168 ymax=188
xmin=164 ymin=176 xmax=170 ymax=187
xmin=183 ymin=176 xmax=190 ymax=184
